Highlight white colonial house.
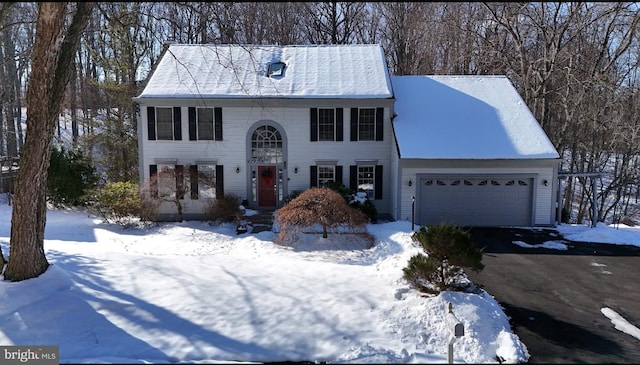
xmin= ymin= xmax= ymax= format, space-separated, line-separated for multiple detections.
xmin=134 ymin=43 xmax=560 ymax=227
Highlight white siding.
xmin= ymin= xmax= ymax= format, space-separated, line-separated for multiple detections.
xmin=138 ymin=102 xmax=393 ymax=219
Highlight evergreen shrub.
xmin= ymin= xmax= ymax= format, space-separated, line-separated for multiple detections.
xmin=47 ymin=146 xmax=99 ymax=206
xmin=403 ymin=224 xmax=484 ymax=294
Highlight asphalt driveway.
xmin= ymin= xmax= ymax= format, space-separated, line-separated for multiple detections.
xmin=466 ymin=227 xmax=640 ymax=364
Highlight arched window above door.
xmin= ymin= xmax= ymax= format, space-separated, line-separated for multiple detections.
xmin=251 ymin=125 xmax=283 ymax=163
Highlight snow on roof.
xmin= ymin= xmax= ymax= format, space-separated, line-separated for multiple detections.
xmin=391 ymin=75 xmax=560 ymax=159
xmin=138 ymin=44 xmax=393 ymax=99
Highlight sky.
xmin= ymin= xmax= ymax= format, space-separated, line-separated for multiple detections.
xmin=1 ymin=195 xmax=640 ymax=364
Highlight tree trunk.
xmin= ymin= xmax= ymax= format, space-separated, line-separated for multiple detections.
xmin=4 ymin=2 xmax=93 ymax=282
xmin=2 ymin=24 xmax=20 ymax=158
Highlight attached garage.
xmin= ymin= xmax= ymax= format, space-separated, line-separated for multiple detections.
xmin=417 ymin=175 xmax=533 ymax=227
xmin=391 ymin=75 xmax=561 ymax=227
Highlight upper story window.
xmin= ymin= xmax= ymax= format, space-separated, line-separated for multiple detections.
xmin=350 ymin=107 xmax=384 ymax=142
xmin=147 ymin=106 xmax=182 ymax=141
xmin=156 ymin=107 xmax=175 ymax=140
xmin=188 ymin=107 xmax=223 ymax=141
xmin=197 ymin=108 xmax=214 ymax=140
xmin=318 ymin=108 xmax=336 ymax=141
xmin=358 ymin=108 xmax=376 ymax=141
xmin=310 ymin=108 xmax=344 ymax=142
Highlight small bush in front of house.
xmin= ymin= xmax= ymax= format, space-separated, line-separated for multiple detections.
xmin=275 ymin=187 xmax=368 ymax=244
xmin=96 ymin=181 xmax=141 ymax=222
xmin=326 ymin=182 xmax=378 ymax=223
xmin=403 ymin=224 xmax=484 ymax=294
xmin=349 ymin=191 xmax=378 ymax=223
xmin=205 ymin=194 xmax=242 ymax=223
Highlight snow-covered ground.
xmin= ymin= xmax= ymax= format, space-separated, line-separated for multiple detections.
xmin=0 ymin=197 xmax=529 ymax=364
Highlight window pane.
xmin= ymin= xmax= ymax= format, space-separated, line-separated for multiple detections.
xmin=156 ymin=107 xmax=173 ymax=140
xmin=251 ymin=125 xmax=283 ymax=163
xmin=197 ymin=108 xmax=214 ymax=140
xmin=358 ymin=108 xmax=375 ymax=141
xmin=357 ymin=166 xmax=374 ymax=199
xmin=157 ymin=164 xmax=176 ymax=198
xmin=198 ymin=165 xmax=216 ymax=199
xmin=318 ymin=166 xmax=335 ymax=187
xmin=318 ymin=108 xmax=335 ymax=141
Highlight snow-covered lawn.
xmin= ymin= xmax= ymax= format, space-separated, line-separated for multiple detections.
xmin=0 ymin=200 xmax=528 ymax=364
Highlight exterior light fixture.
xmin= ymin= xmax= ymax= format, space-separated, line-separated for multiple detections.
xmin=408 ymin=179 xmax=413 ymax=187
xmin=294 ymin=167 xmax=298 ymax=174
xmin=236 ymin=166 xmax=240 ymax=173
xmin=543 ymin=179 xmax=548 ymax=186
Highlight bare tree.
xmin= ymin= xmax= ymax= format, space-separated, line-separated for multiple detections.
xmin=4 ymin=2 xmax=94 ymax=281
xmin=375 ymin=2 xmax=435 ymax=75
xmin=302 ymin=2 xmax=367 ymax=45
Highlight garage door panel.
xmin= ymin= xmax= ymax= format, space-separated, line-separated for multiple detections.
xmin=418 ymin=176 xmax=533 ymax=227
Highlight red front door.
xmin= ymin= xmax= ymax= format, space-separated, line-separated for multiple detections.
xmin=258 ymin=165 xmax=277 ymax=207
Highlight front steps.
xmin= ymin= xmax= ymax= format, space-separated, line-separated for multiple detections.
xmin=238 ymin=210 xmax=275 ymax=234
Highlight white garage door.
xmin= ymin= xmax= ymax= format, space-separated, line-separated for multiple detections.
xmin=418 ymin=176 xmax=533 ymax=227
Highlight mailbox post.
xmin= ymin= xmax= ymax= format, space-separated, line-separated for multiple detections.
xmin=445 ymin=302 xmax=464 ymax=363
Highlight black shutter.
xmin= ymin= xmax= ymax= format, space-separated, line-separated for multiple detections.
xmin=150 ymin=164 xmax=158 ymax=198
xmin=350 ymin=108 xmax=358 ymax=141
xmin=176 ymin=165 xmax=184 ymax=199
xmin=215 ymin=165 xmax=224 ymax=198
xmin=214 ymin=107 xmax=223 ymax=141
xmin=310 ymin=108 xmax=318 ymax=141
xmin=190 ymin=165 xmax=198 ymax=199
xmin=336 ymin=108 xmax=343 ymax=141
xmin=350 ymin=165 xmax=357 ymax=191
xmin=375 ymin=107 xmax=384 ymax=141
xmin=310 ymin=166 xmax=317 ymax=187
xmin=147 ymin=107 xmax=156 ymax=140
xmin=173 ymin=107 xmax=182 ymax=140
xmin=375 ymin=165 xmax=383 ymax=199
xmin=335 ymin=165 xmax=343 ymax=185
xmin=188 ymin=107 xmax=197 ymax=140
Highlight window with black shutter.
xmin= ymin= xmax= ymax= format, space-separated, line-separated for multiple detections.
xmin=350 ymin=164 xmax=383 ymax=200
xmin=311 ymin=108 xmax=343 ymax=141
xmin=150 ymin=106 xmax=181 ymax=140
xmin=352 ymin=107 xmax=384 ymax=141
xmin=188 ymin=107 xmax=222 ymax=141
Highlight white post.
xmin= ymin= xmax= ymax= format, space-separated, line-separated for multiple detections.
xmin=446 ymin=302 xmax=464 ymax=364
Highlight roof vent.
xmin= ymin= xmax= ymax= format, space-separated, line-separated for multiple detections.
xmin=267 ymin=61 xmax=286 ymax=77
